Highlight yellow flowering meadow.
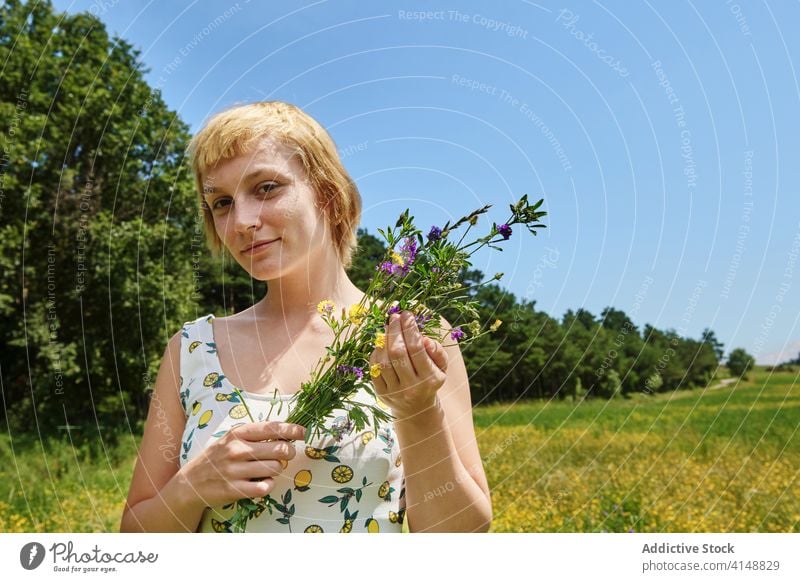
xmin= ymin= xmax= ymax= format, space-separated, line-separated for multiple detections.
xmin=475 ymin=368 xmax=799 ymax=532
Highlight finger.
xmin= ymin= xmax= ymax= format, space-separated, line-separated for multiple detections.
xmin=380 ymin=353 xmax=400 ymax=388
xmin=387 ymin=312 xmax=417 ymax=388
xmin=371 ymin=336 xmax=400 ymax=388
xmin=424 ymin=337 xmax=449 ymax=373
xmin=401 ymin=311 xmax=429 ymax=376
xmin=231 ymin=421 xmax=306 ymax=443
xmin=232 ymin=459 xmax=284 ymax=480
xmin=231 ymin=477 xmax=274 ymax=499
xmin=246 ymin=439 xmax=297 ymax=462
xmin=370 ymin=367 xmax=388 ymax=398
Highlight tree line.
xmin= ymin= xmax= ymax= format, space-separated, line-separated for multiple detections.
xmin=0 ymin=1 xmax=754 ymax=436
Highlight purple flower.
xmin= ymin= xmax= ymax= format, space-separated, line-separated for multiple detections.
xmin=497 ymin=223 xmax=512 ymax=240
xmin=336 ymin=365 xmax=365 ymax=381
xmin=427 ymin=226 xmax=442 ymax=242
xmin=400 ymin=236 xmax=418 ymax=262
xmin=377 ymin=238 xmax=416 ymax=277
xmin=415 ymin=313 xmax=432 ymax=330
xmin=450 ymin=327 xmax=465 ymax=341
xmin=393 ymin=237 xmax=417 ymax=276
xmin=388 ymin=304 xmax=401 ymax=316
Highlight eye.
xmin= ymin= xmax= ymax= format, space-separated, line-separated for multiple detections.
xmin=211 ymin=197 xmax=231 ymax=211
xmin=257 ymin=182 xmax=279 ymax=195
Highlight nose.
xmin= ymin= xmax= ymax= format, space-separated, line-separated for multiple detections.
xmin=231 ymin=194 xmax=264 ymax=234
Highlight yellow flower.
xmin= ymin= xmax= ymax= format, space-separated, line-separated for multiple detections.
xmin=348 ymin=303 xmax=367 ymax=325
xmin=316 ymin=299 xmax=335 ymax=315
xmin=374 ymin=332 xmax=386 ymax=349
xmin=390 ymin=251 xmax=404 ymax=266
xmin=370 ymin=363 xmax=382 ymax=378
xmin=490 ymin=319 xmax=503 ymax=332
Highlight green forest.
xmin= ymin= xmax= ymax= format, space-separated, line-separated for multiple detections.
xmin=1 ymin=0 xmax=764 ymax=437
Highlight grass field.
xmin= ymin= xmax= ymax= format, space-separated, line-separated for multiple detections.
xmin=1 ymin=367 xmax=797 ymax=532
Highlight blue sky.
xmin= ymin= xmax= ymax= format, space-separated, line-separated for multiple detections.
xmin=52 ymin=0 xmax=800 ymax=364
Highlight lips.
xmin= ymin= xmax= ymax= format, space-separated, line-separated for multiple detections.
xmin=241 ymin=238 xmax=279 ymax=254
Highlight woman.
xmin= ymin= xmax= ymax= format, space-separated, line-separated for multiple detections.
xmin=120 ymin=101 xmax=492 ymax=533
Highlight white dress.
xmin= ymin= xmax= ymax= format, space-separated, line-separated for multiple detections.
xmin=178 ymin=313 xmax=406 ymax=533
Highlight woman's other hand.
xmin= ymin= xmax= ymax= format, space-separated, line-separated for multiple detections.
xmin=180 ymin=420 xmax=305 ymax=508
xmin=369 ymin=310 xmax=449 ymax=420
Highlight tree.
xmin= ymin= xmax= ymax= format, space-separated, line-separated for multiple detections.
xmin=571 ymin=376 xmax=585 ymax=402
xmin=700 ymin=328 xmax=725 ymax=361
xmin=347 ymin=228 xmax=387 ymax=291
xmin=1 ymin=0 xmax=198 ymax=431
xmin=685 ymin=339 xmax=719 ymax=388
xmin=727 ymin=348 xmax=755 ymax=379
xmin=599 ymin=306 xmax=636 ymax=334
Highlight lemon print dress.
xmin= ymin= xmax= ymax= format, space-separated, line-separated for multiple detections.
xmin=178 ymin=314 xmax=406 ymax=533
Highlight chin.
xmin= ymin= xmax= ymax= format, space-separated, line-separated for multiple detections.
xmin=241 ymin=258 xmax=294 ymax=282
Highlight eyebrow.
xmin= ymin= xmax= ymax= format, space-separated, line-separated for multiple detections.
xmin=203 ymin=167 xmax=289 ymax=196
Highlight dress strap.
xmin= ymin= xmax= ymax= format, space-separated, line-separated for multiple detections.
xmin=178 ymin=313 xmax=216 ymax=416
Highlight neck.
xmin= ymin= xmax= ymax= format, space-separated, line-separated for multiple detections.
xmin=255 ymin=250 xmax=365 ymax=328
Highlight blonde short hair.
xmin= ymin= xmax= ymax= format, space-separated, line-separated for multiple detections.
xmin=188 ymin=101 xmax=362 ymax=269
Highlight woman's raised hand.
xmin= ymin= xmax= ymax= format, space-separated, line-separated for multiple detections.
xmin=369 ymin=310 xmax=449 ymax=421
xmin=180 ymin=420 xmax=305 ymax=508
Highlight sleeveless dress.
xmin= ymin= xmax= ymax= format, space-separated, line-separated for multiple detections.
xmin=178 ymin=313 xmax=406 ymax=533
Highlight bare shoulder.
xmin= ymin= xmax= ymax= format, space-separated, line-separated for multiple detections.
xmin=209 ymin=307 xmax=260 ymax=336
xmin=211 ymin=306 xmax=252 ymax=326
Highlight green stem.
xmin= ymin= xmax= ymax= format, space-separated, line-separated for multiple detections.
xmin=231 ymin=387 xmax=255 ymax=422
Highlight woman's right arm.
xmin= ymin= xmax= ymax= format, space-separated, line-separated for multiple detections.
xmin=120 ymin=330 xmax=306 ymax=532
xmin=120 ymin=330 xmax=206 ymax=532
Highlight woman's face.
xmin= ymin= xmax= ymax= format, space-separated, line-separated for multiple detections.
xmin=202 ymin=137 xmax=331 ymax=281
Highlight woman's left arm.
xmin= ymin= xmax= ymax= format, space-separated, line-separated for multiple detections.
xmin=370 ymin=310 xmax=492 ymax=532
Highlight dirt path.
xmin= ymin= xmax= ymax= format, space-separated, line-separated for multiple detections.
xmin=708 ymin=377 xmax=737 ymax=390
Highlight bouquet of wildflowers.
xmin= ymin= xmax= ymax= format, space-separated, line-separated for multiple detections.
xmin=227 ymin=194 xmax=547 ymax=531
